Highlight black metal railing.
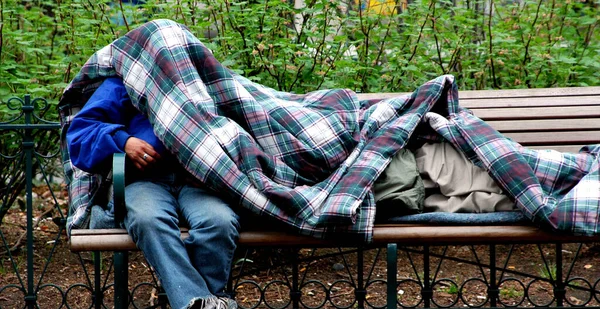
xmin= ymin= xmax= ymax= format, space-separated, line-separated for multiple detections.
xmin=0 ymin=95 xmax=65 ymax=309
xmin=0 ymin=95 xmax=163 ymax=309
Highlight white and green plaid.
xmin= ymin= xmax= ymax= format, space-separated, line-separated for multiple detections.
xmin=59 ymin=19 xmax=600 ymax=242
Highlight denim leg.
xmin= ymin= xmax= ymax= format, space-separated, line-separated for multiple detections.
xmin=123 ymin=181 xmax=214 ymax=309
xmin=177 ymin=185 xmax=240 ymax=296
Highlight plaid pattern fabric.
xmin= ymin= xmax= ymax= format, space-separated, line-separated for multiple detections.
xmin=426 ymin=111 xmax=600 ymax=235
xmin=60 ymin=81 xmax=108 ymax=233
xmin=59 ymin=19 xmax=600 ymax=241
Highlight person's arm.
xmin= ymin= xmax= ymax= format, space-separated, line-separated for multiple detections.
xmin=66 ymin=77 xmax=134 ymax=173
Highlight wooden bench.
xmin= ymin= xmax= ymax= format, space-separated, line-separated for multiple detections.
xmin=69 ymin=86 xmax=600 ymax=309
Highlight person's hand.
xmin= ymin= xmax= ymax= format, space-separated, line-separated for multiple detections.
xmin=124 ymin=137 xmax=161 ymax=171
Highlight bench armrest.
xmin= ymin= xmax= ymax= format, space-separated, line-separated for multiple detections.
xmin=113 ymin=153 xmax=127 ymax=228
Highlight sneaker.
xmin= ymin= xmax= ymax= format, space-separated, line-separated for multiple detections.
xmin=216 ymin=297 xmax=237 ymax=309
xmin=188 ymin=296 xmax=237 ymax=309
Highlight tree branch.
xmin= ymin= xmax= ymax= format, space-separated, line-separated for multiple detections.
xmin=117 ymin=0 xmax=130 ymax=32
xmin=408 ymin=1 xmax=434 ymax=63
xmin=522 ymin=0 xmax=543 ymax=87
xmin=488 ymin=0 xmax=499 ymax=88
xmin=431 ymin=2 xmax=447 ymax=74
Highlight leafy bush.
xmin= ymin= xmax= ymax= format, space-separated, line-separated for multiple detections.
xmin=1 ymin=0 xmax=598 ymax=100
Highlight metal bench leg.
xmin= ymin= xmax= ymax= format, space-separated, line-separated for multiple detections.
xmin=158 ymin=285 xmax=169 ymax=309
xmin=93 ymin=251 xmax=103 ymax=309
xmin=291 ymin=249 xmax=300 ymax=309
xmin=356 ymin=248 xmax=365 ymax=309
xmin=422 ymin=245 xmax=431 ymax=308
xmin=555 ymin=243 xmax=565 ymax=307
xmin=387 ymin=243 xmax=397 ymax=309
xmin=114 ymin=251 xmax=129 ymax=309
xmin=489 ymin=245 xmax=498 ymax=307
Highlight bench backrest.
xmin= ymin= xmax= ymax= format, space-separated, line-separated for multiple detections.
xmin=357 ymin=86 xmax=600 ymax=153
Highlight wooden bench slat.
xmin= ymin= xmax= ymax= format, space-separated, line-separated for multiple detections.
xmin=473 ymin=106 xmax=600 ymax=120
xmin=356 ymin=86 xmax=600 ymax=101
xmin=370 ymin=224 xmax=600 ymax=244
xmin=69 ymin=224 xmax=600 ymax=252
xmin=456 ymin=86 xmax=600 ymax=99
xmin=461 ymin=96 xmax=600 ymax=109
xmin=504 ymin=131 xmax=600 ymax=146
xmin=70 ymin=234 xmax=138 ymax=252
xmin=71 ymin=229 xmax=131 ymax=236
xmin=487 ymin=118 xmax=600 ymax=132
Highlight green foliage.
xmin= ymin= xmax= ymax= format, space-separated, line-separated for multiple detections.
xmin=0 ymin=0 xmax=598 ymax=100
xmin=538 ymin=262 xmax=557 ymax=280
xmin=499 ymin=285 xmax=524 ymax=298
xmin=436 ymin=282 xmax=459 ymax=295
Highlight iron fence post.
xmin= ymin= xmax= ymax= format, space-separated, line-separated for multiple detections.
xmin=23 ymin=95 xmax=37 ymax=309
xmin=1 ymin=94 xmax=61 ymax=308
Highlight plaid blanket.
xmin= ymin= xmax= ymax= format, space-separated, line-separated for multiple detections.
xmin=59 ymin=19 xmax=600 ymax=242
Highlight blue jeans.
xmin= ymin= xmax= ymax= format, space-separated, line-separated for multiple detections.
xmin=123 ymin=175 xmax=240 ymax=309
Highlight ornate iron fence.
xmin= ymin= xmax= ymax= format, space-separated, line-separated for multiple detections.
xmin=0 ymin=94 xmax=65 ymax=308
xmin=1 ymin=95 xmax=600 ymax=309
xmin=230 ymin=242 xmax=600 ymax=309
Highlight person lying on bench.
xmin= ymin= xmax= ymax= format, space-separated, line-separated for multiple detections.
xmin=66 ymin=76 xmax=239 ymax=309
